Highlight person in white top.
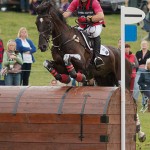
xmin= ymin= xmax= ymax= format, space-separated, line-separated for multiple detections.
xmin=15 ymin=27 xmax=36 ymax=86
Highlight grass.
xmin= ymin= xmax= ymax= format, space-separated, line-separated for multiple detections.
xmin=0 ymin=11 xmax=149 ymax=149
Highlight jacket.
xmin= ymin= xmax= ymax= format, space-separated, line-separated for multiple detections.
xmin=15 ymin=38 xmax=36 ymax=62
xmin=136 ymin=50 xmax=150 ymax=66
xmin=138 ymin=70 xmax=150 ymax=91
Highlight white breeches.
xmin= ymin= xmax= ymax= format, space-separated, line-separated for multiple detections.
xmin=78 ymin=24 xmax=103 ymax=38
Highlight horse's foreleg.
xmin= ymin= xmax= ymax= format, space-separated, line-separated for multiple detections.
xmin=43 ymin=60 xmax=71 ymax=84
xmin=136 ymin=113 xmax=146 ymax=142
xmin=63 ymin=54 xmax=86 ymax=82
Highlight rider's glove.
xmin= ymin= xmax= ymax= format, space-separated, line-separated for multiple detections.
xmin=78 ymin=17 xmax=87 ymax=23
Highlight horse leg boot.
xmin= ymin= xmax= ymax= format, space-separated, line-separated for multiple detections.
xmin=43 ymin=60 xmax=71 ymax=84
xmin=63 ymin=55 xmax=86 ymax=83
xmin=93 ymin=36 xmax=104 ymax=68
xmin=136 ymin=113 xmax=146 ymax=142
xmin=65 ymin=62 xmax=86 ymax=82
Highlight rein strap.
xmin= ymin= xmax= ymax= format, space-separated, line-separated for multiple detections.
xmin=53 ymin=34 xmax=80 ymax=49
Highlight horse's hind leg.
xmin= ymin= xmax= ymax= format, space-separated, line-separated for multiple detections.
xmin=43 ymin=60 xmax=71 ymax=84
xmin=63 ymin=54 xmax=86 ymax=83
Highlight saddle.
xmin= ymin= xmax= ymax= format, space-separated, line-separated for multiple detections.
xmin=80 ymin=31 xmax=109 ymax=56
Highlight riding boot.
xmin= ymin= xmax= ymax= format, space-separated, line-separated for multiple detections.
xmin=93 ymin=36 xmax=104 ymax=68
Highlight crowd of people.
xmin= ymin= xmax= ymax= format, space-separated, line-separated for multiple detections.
xmin=0 ymin=0 xmax=70 ymax=15
xmin=0 ymin=27 xmax=36 ymax=86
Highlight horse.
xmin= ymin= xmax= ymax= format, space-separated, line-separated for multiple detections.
xmin=34 ymin=0 xmax=131 ymax=88
xmin=34 ymin=1 xmax=146 ymax=142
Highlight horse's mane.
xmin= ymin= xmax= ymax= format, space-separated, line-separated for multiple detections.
xmin=36 ymin=0 xmax=67 ymax=24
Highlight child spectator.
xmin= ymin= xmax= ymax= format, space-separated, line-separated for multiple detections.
xmin=2 ymin=40 xmax=23 ymax=86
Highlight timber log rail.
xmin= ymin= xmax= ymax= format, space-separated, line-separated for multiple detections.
xmin=0 ymin=86 xmax=136 ymax=150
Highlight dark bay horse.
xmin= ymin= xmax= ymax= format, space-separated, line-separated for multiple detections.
xmin=35 ymin=1 xmax=131 ymax=88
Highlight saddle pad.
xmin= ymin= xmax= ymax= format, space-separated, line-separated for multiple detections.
xmin=100 ymin=45 xmax=109 ymax=56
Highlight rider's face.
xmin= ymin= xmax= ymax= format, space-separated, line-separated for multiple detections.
xmin=81 ymin=0 xmax=87 ymax=2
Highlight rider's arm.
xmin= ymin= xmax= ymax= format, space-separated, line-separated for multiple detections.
xmin=87 ymin=12 xmax=104 ymax=23
xmin=63 ymin=11 xmax=72 ymax=18
xmin=87 ymin=0 xmax=104 ymax=23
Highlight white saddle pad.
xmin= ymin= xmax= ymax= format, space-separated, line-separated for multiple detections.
xmin=100 ymin=45 xmax=109 ymax=56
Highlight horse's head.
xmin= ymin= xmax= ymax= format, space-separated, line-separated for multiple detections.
xmin=35 ymin=1 xmax=54 ymax=52
xmin=35 ymin=0 xmax=67 ymax=52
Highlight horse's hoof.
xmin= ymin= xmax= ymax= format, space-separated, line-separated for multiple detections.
xmin=43 ymin=60 xmax=53 ymax=72
xmin=138 ymin=131 xmax=146 ymax=142
xmin=136 ymin=124 xmax=141 ymax=133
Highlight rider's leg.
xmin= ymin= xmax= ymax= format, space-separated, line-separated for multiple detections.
xmin=86 ymin=24 xmax=104 ymax=68
xmin=93 ymin=36 xmax=104 ymax=68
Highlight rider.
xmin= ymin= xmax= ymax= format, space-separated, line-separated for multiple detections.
xmin=63 ymin=0 xmax=105 ymax=68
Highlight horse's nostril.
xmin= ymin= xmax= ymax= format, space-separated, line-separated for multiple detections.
xmin=43 ymin=45 xmax=47 ymax=49
xmin=39 ymin=45 xmax=47 ymax=52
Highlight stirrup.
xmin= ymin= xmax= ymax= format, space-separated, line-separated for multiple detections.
xmin=94 ymin=57 xmax=104 ymax=68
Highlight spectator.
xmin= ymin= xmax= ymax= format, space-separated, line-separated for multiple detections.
xmin=2 ymin=40 xmax=23 ymax=86
xmin=29 ymin=0 xmax=41 ymax=15
xmin=138 ymin=58 xmax=150 ymax=110
xmin=15 ymin=27 xmax=36 ymax=86
xmin=125 ymin=43 xmax=139 ymax=93
xmin=0 ymin=38 xmax=4 ymax=79
xmin=133 ymin=40 xmax=150 ymax=102
xmin=20 ymin=0 xmax=29 ymax=12
xmin=59 ymin=0 xmax=70 ymax=12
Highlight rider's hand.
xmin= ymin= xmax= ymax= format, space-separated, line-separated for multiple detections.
xmin=78 ymin=17 xmax=87 ymax=23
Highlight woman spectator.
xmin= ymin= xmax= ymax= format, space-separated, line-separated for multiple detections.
xmin=133 ymin=40 xmax=150 ymax=102
xmin=125 ymin=43 xmax=139 ymax=93
xmin=15 ymin=27 xmax=36 ymax=86
xmin=2 ymin=40 xmax=23 ymax=85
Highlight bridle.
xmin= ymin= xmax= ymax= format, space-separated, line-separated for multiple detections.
xmin=37 ymin=12 xmax=86 ymax=51
xmin=37 ymin=13 xmax=80 ymax=50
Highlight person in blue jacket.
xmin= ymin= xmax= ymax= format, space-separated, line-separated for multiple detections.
xmin=15 ymin=27 xmax=36 ymax=86
xmin=138 ymin=58 xmax=150 ymax=110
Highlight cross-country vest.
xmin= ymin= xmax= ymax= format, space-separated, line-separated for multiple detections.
xmin=77 ymin=0 xmax=105 ymax=27
xmin=0 ymin=39 xmax=4 ymax=63
xmin=77 ymin=0 xmax=94 ymax=17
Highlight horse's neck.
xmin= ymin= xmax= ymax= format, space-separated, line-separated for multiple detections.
xmin=52 ymin=18 xmax=69 ymax=41
xmin=51 ymin=11 xmax=68 ymax=37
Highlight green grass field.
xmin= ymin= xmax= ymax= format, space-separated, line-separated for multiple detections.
xmin=0 ymin=11 xmax=149 ymax=149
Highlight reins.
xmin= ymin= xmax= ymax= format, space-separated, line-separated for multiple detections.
xmin=38 ymin=13 xmax=85 ymax=51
